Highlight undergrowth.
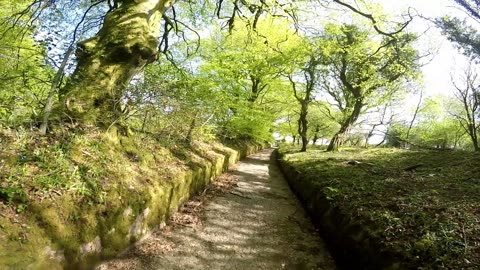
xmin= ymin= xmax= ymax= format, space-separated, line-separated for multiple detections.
xmin=0 ymin=126 xmax=205 ymax=213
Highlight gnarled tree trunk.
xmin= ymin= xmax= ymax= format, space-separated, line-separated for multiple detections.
xmin=327 ymin=98 xmax=363 ymax=151
xmin=60 ymin=0 xmax=174 ymax=126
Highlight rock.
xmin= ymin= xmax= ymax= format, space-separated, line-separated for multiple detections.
xmin=123 ymin=206 xmax=133 ymax=217
xmin=128 ymin=208 xmax=150 ymax=240
xmin=347 ymin=160 xmax=361 ymax=165
xmin=80 ymin=236 xmax=102 ymax=256
xmin=43 ymin=246 xmax=65 ymax=262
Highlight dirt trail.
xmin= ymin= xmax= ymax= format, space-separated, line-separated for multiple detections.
xmin=97 ymin=149 xmax=336 ymax=270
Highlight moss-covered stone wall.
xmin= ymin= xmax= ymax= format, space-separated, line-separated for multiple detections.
xmin=0 ymin=136 xmax=264 ymax=270
xmin=276 ymin=149 xmax=406 ymax=270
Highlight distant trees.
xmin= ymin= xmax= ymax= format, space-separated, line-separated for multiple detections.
xmin=308 ymin=104 xmax=338 ymax=145
xmin=385 ymin=96 xmax=467 ymax=150
xmin=0 ymin=1 xmax=53 ymax=127
xmin=199 ymin=18 xmax=302 ymax=142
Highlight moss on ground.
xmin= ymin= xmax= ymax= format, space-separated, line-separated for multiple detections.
xmin=0 ymin=128 xmax=264 ymax=269
xmin=278 ymin=145 xmax=480 ymax=269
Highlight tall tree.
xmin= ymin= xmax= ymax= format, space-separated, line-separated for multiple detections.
xmin=320 ymin=23 xmax=419 ymax=151
xmin=287 ymin=56 xmax=322 ymax=152
xmin=199 ymin=17 xmax=302 ymax=142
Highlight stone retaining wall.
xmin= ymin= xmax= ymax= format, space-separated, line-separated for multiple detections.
xmin=276 ymin=150 xmax=407 ymax=270
xmin=27 ymin=141 xmax=264 ymax=270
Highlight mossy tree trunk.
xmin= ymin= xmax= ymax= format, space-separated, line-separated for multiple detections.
xmin=60 ymin=0 xmax=174 ymax=126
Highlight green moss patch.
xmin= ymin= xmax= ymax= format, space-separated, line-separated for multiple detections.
xmin=277 ymin=145 xmax=480 ymax=269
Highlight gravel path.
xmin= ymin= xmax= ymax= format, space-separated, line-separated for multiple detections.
xmin=97 ymin=149 xmax=336 ymax=270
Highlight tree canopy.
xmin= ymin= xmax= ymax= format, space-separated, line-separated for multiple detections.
xmin=0 ymin=0 xmax=477 ymax=151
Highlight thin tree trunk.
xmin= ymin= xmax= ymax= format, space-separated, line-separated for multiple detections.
xmin=365 ymin=104 xmax=389 ymax=148
xmin=375 ymin=137 xmax=386 ymax=147
xmin=287 ymin=57 xmax=317 ymax=153
xmin=141 ymin=110 xmax=149 ymax=133
xmin=298 ymin=102 xmax=308 ymax=152
xmin=468 ymin=124 xmax=479 ymax=151
xmin=365 ymin=125 xmax=376 ymax=148
xmin=39 ymin=45 xmax=75 ymax=134
xmin=186 ymin=115 xmax=196 ymax=144
xmin=406 ymin=90 xmax=423 ymax=140
xmin=312 ymin=126 xmax=319 ymax=145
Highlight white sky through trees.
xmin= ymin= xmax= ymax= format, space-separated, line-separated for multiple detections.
xmin=376 ymin=0 xmax=472 ymax=98
xmin=318 ymin=0 xmax=475 ymax=144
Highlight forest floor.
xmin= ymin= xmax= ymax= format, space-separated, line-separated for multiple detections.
xmin=97 ymin=149 xmax=336 ymax=270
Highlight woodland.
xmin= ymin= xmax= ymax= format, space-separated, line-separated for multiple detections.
xmin=0 ymin=0 xmax=480 ymax=269
xmin=1 ymin=0 xmax=480 ymax=151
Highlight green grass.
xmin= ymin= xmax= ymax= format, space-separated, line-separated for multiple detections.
xmin=279 ymin=145 xmax=480 ymax=269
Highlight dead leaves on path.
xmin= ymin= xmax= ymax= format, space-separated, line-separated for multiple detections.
xmin=100 ymin=170 xmax=241 ymax=269
xmin=170 ymin=170 xmax=240 ymax=230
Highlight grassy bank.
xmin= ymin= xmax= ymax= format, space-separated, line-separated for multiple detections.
xmin=277 ymin=145 xmax=480 ymax=269
xmin=0 ymin=127 xmax=264 ymax=269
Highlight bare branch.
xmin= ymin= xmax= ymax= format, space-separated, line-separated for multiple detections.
xmin=331 ymin=0 xmax=414 ymax=39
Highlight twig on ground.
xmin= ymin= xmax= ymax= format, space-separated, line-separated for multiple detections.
xmin=228 ymin=191 xmax=251 ymax=199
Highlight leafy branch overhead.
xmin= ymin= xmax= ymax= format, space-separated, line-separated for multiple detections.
xmin=0 ymin=0 xmax=476 ymax=151
xmin=436 ymin=16 xmax=480 ymax=59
